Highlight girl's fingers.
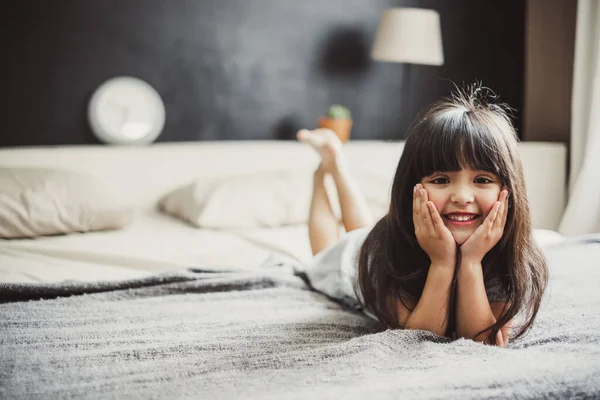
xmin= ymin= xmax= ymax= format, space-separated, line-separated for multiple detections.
xmin=493 ymin=202 xmax=504 ymax=232
xmin=420 ymin=189 xmax=436 ymax=236
xmin=413 ymin=185 xmax=425 ymax=237
xmin=501 ymin=190 xmax=509 ymax=227
xmin=485 ymin=202 xmax=501 ymax=233
xmin=427 ymin=202 xmax=445 ymax=234
xmin=412 ymin=184 xmax=420 ymax=228
xmin=413 ymin=185 xmax=419 ymax=215
xmin=494 ymin=190 xmax=509 ymax=231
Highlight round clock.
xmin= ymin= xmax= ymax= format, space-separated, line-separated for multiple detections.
xmin=88 ymin=76 xmax=166 ymax=145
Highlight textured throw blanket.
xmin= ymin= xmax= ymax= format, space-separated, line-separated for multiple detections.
xmin=1 ymin=239 xmax=600 ymax=399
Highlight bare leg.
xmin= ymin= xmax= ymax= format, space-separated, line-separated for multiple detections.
xmin=298 ymin=128 xmax=373 ymax=236
xmin=329 ymin=164 xmax=373 ymax=232
xmin=307 ymin=165 xmax=340 ymax=255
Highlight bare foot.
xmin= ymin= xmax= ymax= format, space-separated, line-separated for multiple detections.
xmin=297 ymin=128 xmax=344 ymax=172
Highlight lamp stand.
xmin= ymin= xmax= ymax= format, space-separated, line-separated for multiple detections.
xmin=404 ymin=63 xmax=414 ymax=132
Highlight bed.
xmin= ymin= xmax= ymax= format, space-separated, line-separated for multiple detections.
xmin=2 ymin=140 xmax=599 ymax=399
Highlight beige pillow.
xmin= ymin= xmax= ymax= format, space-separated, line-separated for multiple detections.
xmin=0 ymin=167 xmax=134 ymax=239
xmin=160 ymin=171 xmax=312 ymax=229
xmin=159 ymin=170 xmax=390 ymax=229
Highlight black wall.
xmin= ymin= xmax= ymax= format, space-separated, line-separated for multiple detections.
xmin=1 ymin=0 xmax=525 ymax=147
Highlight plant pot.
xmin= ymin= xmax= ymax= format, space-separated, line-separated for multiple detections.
xmin=318 ymin=117 xmax=353 ymax=143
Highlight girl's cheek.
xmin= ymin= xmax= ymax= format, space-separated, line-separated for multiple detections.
xmin=422 ymin=186 xmax=446 ymax=213
xmin=482 ymin=200 xmax=497 ymax=217
xmin=428 ymin=196 xmax=445 ymax=213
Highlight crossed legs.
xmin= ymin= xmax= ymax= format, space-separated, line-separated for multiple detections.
xmin=298 ymin=129 xmax=373 ymax=255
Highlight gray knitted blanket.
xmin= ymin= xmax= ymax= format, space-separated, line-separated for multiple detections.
xmin=1 ymin=238 xmax=600 ymax=399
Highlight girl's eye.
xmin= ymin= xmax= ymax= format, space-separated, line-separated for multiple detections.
xmin=431 ymin=177 xmax=449 ymax=184
xmin=474 ymin=177 xmax=493 ymax=184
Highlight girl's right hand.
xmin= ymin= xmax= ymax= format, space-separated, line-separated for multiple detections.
xmin=413 ymin=184 xmax=457 ymax=268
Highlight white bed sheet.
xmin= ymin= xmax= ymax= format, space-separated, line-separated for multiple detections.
xmin=0 ymin=211 xmax=304 ymax=284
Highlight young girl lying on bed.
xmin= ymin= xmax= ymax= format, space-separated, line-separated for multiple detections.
xmin=298 ymin=85 xmax=548 ymax=347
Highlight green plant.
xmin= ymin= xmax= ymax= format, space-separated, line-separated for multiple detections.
xmin=326 ymin=104 xmax=351 ymax=119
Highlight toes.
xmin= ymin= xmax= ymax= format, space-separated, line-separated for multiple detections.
xmin=296 ymin=129 xmax=341 ymax=154
xmin=296 ymin=129 xmax=310 ymax=141
xmin=297 ymin=130 xmax=324 ymax=147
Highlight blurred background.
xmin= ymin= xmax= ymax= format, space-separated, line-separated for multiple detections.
xmin=0 ymin=0 xmax=576 ymax=146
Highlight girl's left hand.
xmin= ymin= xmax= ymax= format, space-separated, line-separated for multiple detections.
xmin=460 ymin=188 xmax=510 ymax=264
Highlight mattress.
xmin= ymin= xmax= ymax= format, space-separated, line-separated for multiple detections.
xmin=0 ymin=211 xmax=312 ymax=284
xmin=0 ymin=206 xmax=566 ymax=284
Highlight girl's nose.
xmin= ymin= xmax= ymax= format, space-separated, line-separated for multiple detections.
xmin=451 ymin=188 xmax=474 ymax=205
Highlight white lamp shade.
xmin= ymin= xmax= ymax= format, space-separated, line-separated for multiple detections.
xmin=371 ymin=8 xmax=444 ymax=66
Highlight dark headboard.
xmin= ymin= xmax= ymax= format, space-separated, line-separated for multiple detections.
xmin=1 ymin=0 xmax=524 ymax=146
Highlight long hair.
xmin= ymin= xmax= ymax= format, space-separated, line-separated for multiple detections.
xmin=356 ymin=84 xmax=548 ymax=345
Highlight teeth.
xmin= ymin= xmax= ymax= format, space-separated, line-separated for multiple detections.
xmin=447 ymin=215 xmax=476 ymax=221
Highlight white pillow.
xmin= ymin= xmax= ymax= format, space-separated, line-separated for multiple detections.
xmin=159 ymin=170 xmax=391 ymax=229
xmin=0 ymin=167 xmax=134 ymax=239
xmin=159 ymin=171 xmax=312 ymax=229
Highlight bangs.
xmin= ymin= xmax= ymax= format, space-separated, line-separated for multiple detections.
xmin=413 ymin=109 xmax=507 ymax=179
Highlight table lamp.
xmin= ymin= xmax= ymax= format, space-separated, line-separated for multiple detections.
xmin=371 ymin=8 xmax=444 ymax=122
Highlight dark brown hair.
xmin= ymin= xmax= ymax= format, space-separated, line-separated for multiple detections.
xmin=356 ymin=84 xmax=548 ymax=344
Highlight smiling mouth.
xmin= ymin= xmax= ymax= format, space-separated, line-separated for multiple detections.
xmin=443 ymin=214 xmax=480 ymax=226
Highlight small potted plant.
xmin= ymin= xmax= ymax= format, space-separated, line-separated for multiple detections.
xmin=318 ymin=104 xmax=353 ymax=143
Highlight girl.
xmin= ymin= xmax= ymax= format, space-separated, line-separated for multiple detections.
xmin=298 ymin=85 xmax=548 ymax=347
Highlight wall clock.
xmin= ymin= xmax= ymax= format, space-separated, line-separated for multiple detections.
xmin=88 ymin=76 xmax=166 ymax=145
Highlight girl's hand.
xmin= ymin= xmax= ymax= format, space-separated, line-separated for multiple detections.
xmin=460 ymin=188 xmax=509 ymax=264
xmin=413 ymin=184 xmax=456 ymax=268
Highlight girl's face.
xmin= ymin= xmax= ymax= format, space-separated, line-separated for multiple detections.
xmin=420 ymin=168 xmax=503 ymax=245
